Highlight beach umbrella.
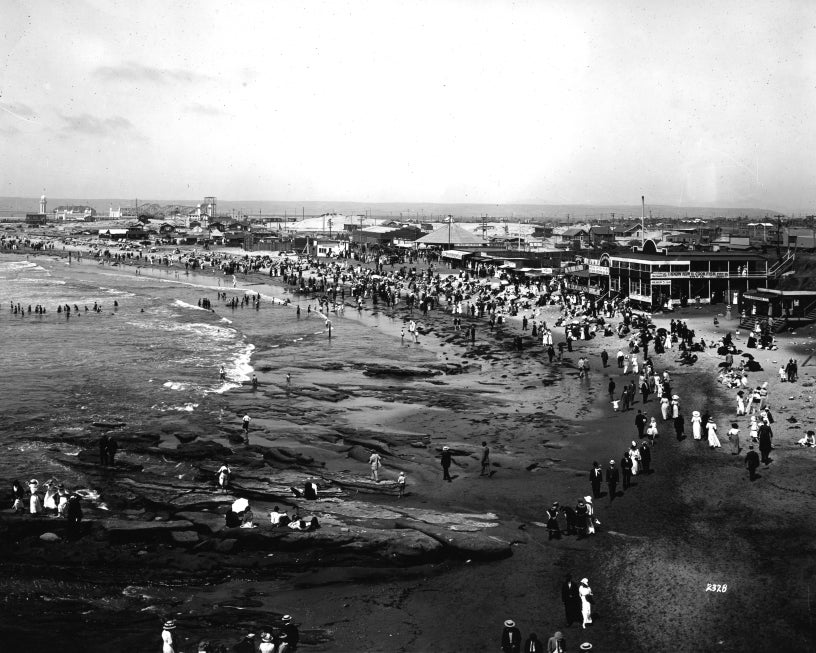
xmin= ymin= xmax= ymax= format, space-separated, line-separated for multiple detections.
xmin=231 ymin=498 xmax=249 ymax=513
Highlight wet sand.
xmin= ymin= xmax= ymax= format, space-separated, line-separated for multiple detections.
xmin=2 ymin=250 xmax=815 ymax=652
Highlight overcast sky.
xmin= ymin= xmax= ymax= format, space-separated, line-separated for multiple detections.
xmin=1 ymin=0 xmax=814 ymax=209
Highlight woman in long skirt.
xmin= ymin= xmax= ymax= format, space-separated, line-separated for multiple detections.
xmin=736 ymin=391 xmax=746 ymax=416
xmin=660 ymin=396 xmax=670 ymax=420
xmin=691 ymin=411 xmax=703 ymax=440
xmin=579 ymin=578 xmax=593 ymax=628
xmin=646 ymin=417 xmax=659 ymax=445
xmin=671 ymin=396 xmax=680 ymax=419
xmin=706 ymin=417 xmax=721 ymax=448
xmin=629 ymin=442 xmax=641 ymax=475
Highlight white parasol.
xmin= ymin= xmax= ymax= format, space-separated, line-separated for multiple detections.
xmin=231 ymin=498 xmax=249 ymax=513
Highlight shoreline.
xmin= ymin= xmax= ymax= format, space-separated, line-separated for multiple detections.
xmin=1 ymin=248 xmax=815 ymax=652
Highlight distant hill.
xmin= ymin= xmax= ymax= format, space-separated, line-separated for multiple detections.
xmin=0 ymin=196 xmax=784 ymax=221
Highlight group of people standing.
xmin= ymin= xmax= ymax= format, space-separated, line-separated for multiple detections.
xmin=10 ymin=478 xmax=83 ymax=528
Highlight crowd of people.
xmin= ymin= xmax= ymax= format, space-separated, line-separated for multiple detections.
xmin=160 ymin=615 xmax=300 ymax=653
xmin=10 ymin=478 xmax=83 ymax=530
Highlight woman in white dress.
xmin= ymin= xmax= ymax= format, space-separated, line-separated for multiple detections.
xmin=632 ymin=357 xmax=639 ymax=375
xmin=671 ymin=396 xmax=680 ymax=419
xmin=623 ymin=354 xmax=631 ymax=375
xmin=579 ymin=578 xmax=593 ymax=628
xmin=646 ymin=417 xmax=659 ymax=445
xmin=629 ymin=442 xmax=641 ymax=475
xmin=161 ymin=620 xmax=176 ymax=653
xmin=691 ymin=410 xmax=703 ymax=440
xmin=749 ymin=415 xmax=759 ymax=442
xmin=706 ymin=417 xmax=721 ymax=448
xmin=736 ymin=391 xmax=746 ymax=416
xmin=660 ymin=396 xmax=670 ymax=421
xmin=584 ymin=496 xmax=597 ymax=534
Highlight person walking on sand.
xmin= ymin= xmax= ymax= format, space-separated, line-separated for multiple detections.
xmin=706 ymin=417 xmax=721 ymax=449
xmin=501 ymin=619 xmax=522 ymax=653
xmin=646 ymin=416 xmax=658 ymax=446
xmin=590 ymin=461 xmax=603 ymax=498
xmin=161 ymin=619 xmax=177 ymax=653
xmin=480 ymin=441 xmax=491 ymax=476
xmin=745 ymin=445 xmax=760 ymax=480
xmin=621 ymin=451 xmax=633 ymax=489
xmin=606 ymin=459 xmax=619 ymax=501
xmin=579 ymin=578 xmax=593 ymax=629
xmin=561 ymin=574 xmax=582 ymax=627
xmin=691 ymin=410 xmax=702 ymax=440
xmin=546 ymin=631 xmax=565 ymax=653
xmin=546 ymin=502 xmax=562 ymax=540
xmin=440 ymin=446 xmax=452 ymax=481
xmin=617 ymin=349 xmax=625 ymax=368
xmin=635 ymin=410 xmax=647 ymax=438
xmin=368 ymin=450 xmax=382 ymax=482
xmin=674 ymin=412 xmax=685 ymax=441
xmin=608 ymin=377 xmax=616 ymax=402
xmin=728 ymin=422 xmax=741 ymax=455
xmin=759 ymin=419 xmax=773 ymax=464
xmin=600 ymin=349 xmax=609 ymax=368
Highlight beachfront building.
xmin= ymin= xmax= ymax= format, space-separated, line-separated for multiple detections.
xmin=56 ymin=205 xmax=97 ymax=221
xmin=563 ymin=240 xmax=792 ymax=310
xmin=414 ymin=223 xmax=489 ymax=250
xmin=740 ymin=288 xmax=816 ymax=332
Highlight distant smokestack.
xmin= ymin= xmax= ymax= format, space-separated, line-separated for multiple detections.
xmin=641 ymin=196 xmax=645 ymax=219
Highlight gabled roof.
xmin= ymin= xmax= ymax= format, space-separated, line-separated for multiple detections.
xmin=589 ymin=225 xmax=614 ymax=235
xmin=561 ymin=227 xmax=588 ymax=237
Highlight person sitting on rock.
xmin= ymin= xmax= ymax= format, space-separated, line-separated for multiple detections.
xmin=269 ymin=505 xmax=286 ymax=526
xmin=290 ymin=480 xmax=318 ymax=500
xmin=240 ymin=507 xmax=256 ymax=528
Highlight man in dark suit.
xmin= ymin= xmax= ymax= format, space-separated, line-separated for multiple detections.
xmin=606 ymin=459 xmax=619 ymax=501
xmin=635 ymin=410 xmax=647 ymax=438
xmin=620 ymin=451 xmax=633 ymax=490
xmin=501 ymin=619 xmax=522 ymax=653
xmin=590 ymin=461 xmax=603 ymax=498
xmin=745 ymin=445 xmax=760 ymax=481
xmin=561 ymin=574 xmax=582 ymax=627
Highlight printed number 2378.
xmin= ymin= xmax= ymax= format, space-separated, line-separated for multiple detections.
xmin=706 ymin=584 xmax=727 ymax=592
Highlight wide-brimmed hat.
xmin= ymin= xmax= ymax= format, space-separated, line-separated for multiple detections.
xmin=609 ymin=459 xmax=615 ymax=465
xmin=261 ymin=632 xmax=273 ymax=642
xmin=631 ymin=441 xmax=637 ymax=447
xmin=442 ymin=446 xmax=450 ymax=451
xmin=554 ymin=631 xmax=563 ymax=638
xmin=580 ymin=644 xmax=593 ymax=651
xmin=672 ymin=394 xmax=680 ymax=400
xmin=282 ymin=615 xmax=292 ymax=623
xmin=244 ymin=633 xmax=255 ymax=640
xmin=29 ymin=479 xmax=39 ymax=486
xmin=584 ymin=496 xmax=593 ymax=504
xmin=504 ymin=619 xmax=515 ymax=627
xmin=580 ymin=577 xmax=589 ymax=584
xmin=163 ymin=620 xmax=176 ymax=630
xmin=692 ymin=410 xmax=700 ymax=417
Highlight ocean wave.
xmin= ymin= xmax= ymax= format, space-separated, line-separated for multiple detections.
xmin=173 ymin=299 xmax=208 ymax=311
xmin=98 ymin=286 xmax=137 ymax=297
xmin=152 ymin=402 xmax=199 ymax=412
xmin=207 ymin=342 xmax=255 ymax=394
xmin=163 ymin=381 xmax=187 ymax=391
xmin=0 ymin=261 xmax=47 ymax=272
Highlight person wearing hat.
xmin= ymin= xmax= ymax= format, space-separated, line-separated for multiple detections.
xmin=629 ymin=442 xmax=641 ymax=475
xmin=589 ymin=461 xmax=603 ymax=499
xmin=258 ymin=632 xmax=276 ymax=653
xmin=634 ymin=409 xmax=647 ymax=439
xmin=673 ymin=411 xmax=685 ymax=441
xmin=197 ymin=639 xmax=211 ymax=653
xmin=575 ymin=499 xmax=588 ymax=538
xmin=758 ymin=418 xmax=773 ymax=464
xmin=546 ymin=630 xmax=565 ymax=653
xmin=561 ymin=573 xmax=582 ymax=626
xmin=691 ymin=410 xmax=702 ymax=440
xmin=578 ymin=578 xmax=593 ymax=629
xmin=56 ymin=483 xmax=69 ymax=517
xmin=639 ymin=440 xmax=651 ymax=474
xmin=281 ymin=615 xmax=299 ymax=650
xmin=745 ymin=445 xmax=760 ymax=481
xmin=440 ymin=446 xmax=452 ymax=482
xmin=620 ymin=451 xmax=633 ymax=490
xmin=161 ymin=620 xmax=176 ymax=653
xmin=706 ymin=416 xmax=721 ymax=449
xmin=501 ymin=619 xmax=522 ymax=653
xmin=546 ymin=502 xmax=561 ymax=540
xmin=523 ymin=631 xmax=544 ymax=652
xmin=28 ymin=479 xmax=42 ymax=515
xmin=605 ymin=459 xmax=619 ymax=502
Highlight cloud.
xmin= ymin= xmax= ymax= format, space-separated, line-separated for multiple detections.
xmin=59 ymin=113 xmax=135 ymax=136
xmin=185 ymin=103 xmax=229 ymax=116
xmin=94 ymin=61 xmax=211 ymax=84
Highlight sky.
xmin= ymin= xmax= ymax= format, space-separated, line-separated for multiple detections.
xmin=1 ymin=0 xmax=815 ymax=210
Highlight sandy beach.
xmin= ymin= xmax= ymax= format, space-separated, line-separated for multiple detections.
xmin=1 ymin=245 xmax=815 ymax=652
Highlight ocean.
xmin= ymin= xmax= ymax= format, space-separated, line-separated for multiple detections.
xmin=0 ymin=252 xmax=432 ymax=491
